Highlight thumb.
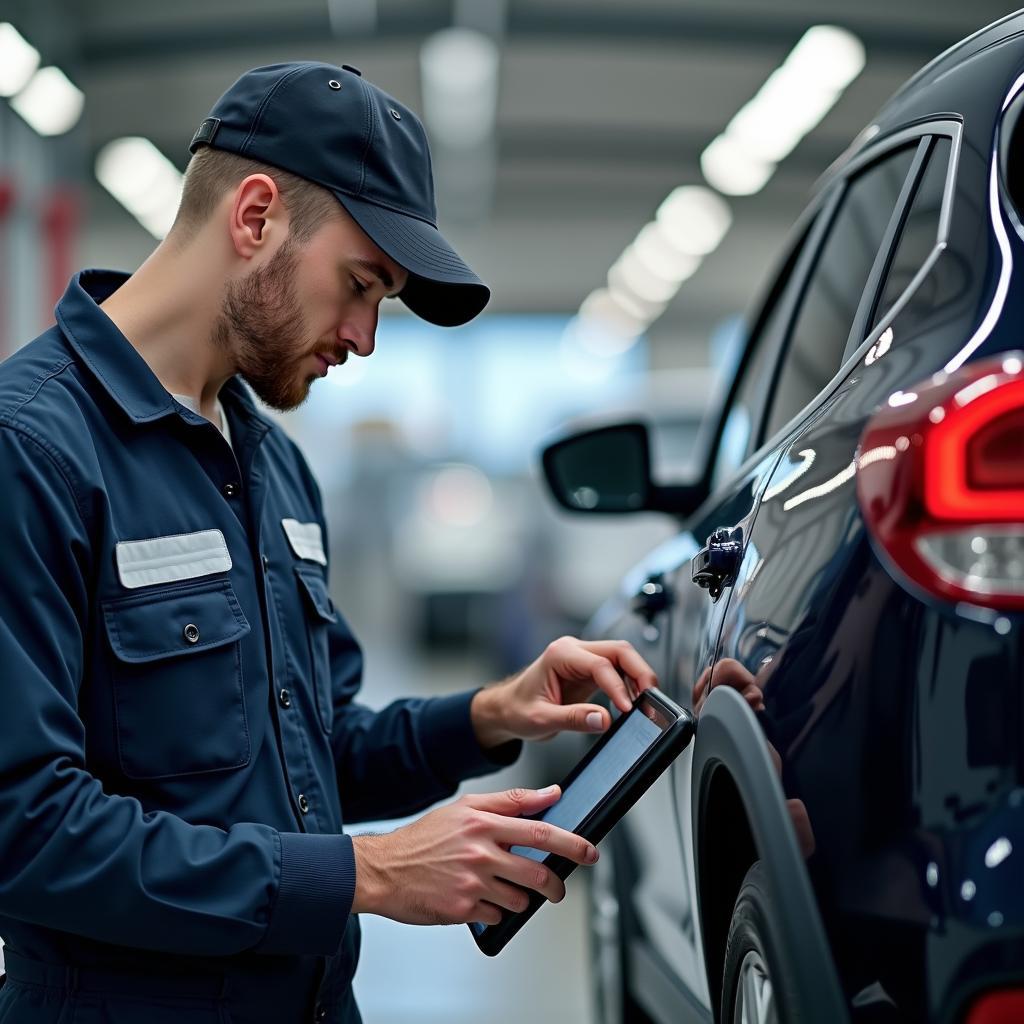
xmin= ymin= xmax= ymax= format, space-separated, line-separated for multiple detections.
xmin=463 ymin=785 xmax=562 ymax=817
xmin=543 ymin=702 xmax=611 ymax=735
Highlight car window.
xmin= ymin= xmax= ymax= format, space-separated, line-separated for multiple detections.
xmin=709 ymin=222 xmax=812 ymax=491
xmin=867 ymin=137 xmax=952 ymax=339
xmin=761 ymin=144 xmax=918 ymax=442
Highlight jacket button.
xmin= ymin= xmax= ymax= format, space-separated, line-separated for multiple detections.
xmin=223 ymin=481 xmax=239 ymax=498
xmin=183 ymin=623 xmax=200 ymax=644
xmin=298 ymin=793 xmax=310 ymax=814
xmin=279 ymin=688 xmax=291 ymax=709
xmin=261 ymin=553 xmax=270 ymax=570
xmin=314 ymin=1003 xmax=327 ymax=1021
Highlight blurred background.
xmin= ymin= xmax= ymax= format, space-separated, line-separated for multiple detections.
xmin=0 ymin=1 xmax=1014 ymax=1020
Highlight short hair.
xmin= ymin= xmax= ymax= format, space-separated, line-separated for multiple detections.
xmin=168 ymin=145 xmax=342 ymax=246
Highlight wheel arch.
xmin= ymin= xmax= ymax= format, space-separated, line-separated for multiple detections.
xmin=691 ymin=684 xmax=849 ymax=1022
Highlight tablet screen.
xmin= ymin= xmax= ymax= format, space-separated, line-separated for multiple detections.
xmin=509 ymin=709 xmax=663 ymax=864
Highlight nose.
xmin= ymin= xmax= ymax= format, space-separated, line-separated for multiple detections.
xmin=339 ymin=308 xmax=377 ymax=358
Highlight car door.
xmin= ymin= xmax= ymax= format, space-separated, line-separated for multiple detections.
xmin=685 ymin=122 xmax=959 ymax=1018
xmin=608 ymin=202 xmax=832 ymax=1020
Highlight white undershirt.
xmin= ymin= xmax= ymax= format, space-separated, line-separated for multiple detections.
xmin=171 ymin=393 xmax=233 ymax=450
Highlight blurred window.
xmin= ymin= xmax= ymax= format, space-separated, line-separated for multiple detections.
xmin=762 ymin=143 xmax=917 ymax=441
xmin=710 ymin=221 xmax=812 ymax=490
xmin=866 ymin=137 xmax=952 ymax=340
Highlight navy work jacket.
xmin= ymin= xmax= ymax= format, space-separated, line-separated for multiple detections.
xmin=0 ymin=270 xmax=520 ymax=1023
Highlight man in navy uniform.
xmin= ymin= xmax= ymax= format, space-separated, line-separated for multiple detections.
xmin=0 ymin=62 xmax=657 ymax=1022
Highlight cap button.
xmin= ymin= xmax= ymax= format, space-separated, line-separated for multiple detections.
xmin=341 ymin=64 xmax=362 ymax=77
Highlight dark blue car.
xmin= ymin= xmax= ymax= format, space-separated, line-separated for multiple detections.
xmin=542 ymin=12 xmax=1024 ymax=1024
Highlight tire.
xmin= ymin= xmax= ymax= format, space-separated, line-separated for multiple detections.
xmin=720 ymin=861 xmax=800 ymax=1024
xmin=588 ymin=837 xmax=652 ymax=1024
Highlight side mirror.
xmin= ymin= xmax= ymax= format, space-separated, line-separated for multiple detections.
xmin=542 ymin=423 xmax=651 ymax=513
xmin=541 ymin=422 xmax=707 ymax=517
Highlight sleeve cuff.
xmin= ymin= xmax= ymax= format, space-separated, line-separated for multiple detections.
xmin=255 ymin=831 xmax=356 ymax=955
xmin=419 ymin=689 xmax=523 ymax=787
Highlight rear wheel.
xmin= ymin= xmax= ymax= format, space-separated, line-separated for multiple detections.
xmin=721 ymin=861 xmax=798 ymax=1024
xmin=588 ymin=837 xmax=651 ymax=1024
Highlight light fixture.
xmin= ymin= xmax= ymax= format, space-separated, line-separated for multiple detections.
xmin=700 ymin=24 xmax=865 ymax=197
xmin=655 ymin=186 xmax=732 ymax=255
xmin=700 ymin=134 xmax=775 ymax=196
xmin=629 ymin=223 xmax=702 ymax=282
xmin=95 ymin=137 xmax=184 ymax=239
xmin=9 ymin=65 xmax=83 ymax=136
xmin=0 ymin=23 xmax=39 ymax=98
xmin=420 ymin=27 xmax=500 ymax=148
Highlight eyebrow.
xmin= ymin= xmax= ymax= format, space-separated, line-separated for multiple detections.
xmin=352 ymin=257 xmax=402 ymax=298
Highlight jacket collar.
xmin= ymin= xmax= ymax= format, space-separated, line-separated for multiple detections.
xmin=56 ymin=269 xmax=267 ymax=432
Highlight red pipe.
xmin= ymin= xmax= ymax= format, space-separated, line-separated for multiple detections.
xmin=0 ymin=178 xmax=15 ymax=358
xmin=41 ymin=184 xmax=80 ymax=330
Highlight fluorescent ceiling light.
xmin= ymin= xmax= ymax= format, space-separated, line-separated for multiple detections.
xmin=0 ymin=23 xmax=39 ymax=97
xmin=701 ymin=134 xmax=775 ymax=196
xmin=609 ymin=250 xmax=681 ymax=305
xmin=630 ymin=223 xmax=702 ymax=282
xmin=580 ymin=288 xmax=648 ymax=337
xmin=9 ymin=65 xmax=83 ymax=136
xmin=420 ymin=28 xmax=499 ymax=148
xmin=655 ymin=186 xmax=732 ymax=255
xmin=786 ymin=24 xmax=865 ymax=91
xmin=95 ymin=137 xmax=184 ymax=239
xmin=700 ymin=24 xmax=864 ymax=197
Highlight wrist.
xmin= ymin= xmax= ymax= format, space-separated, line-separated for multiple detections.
xmin=470 ymin=684 xmax=517 ymax=748
xmin=351 ymin=833 xmax=388 ymax=916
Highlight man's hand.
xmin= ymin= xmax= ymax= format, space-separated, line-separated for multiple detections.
xmin=350 ymin=786 xmax=598 ymax=925
xmin=471 ymin=637 xmax=659 ymax=746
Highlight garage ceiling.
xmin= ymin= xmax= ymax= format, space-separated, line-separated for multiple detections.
xmin=6 ymin=0 xmax=1015 ymax=363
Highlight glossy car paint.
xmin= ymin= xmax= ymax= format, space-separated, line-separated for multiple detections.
xmin=577 ymin=15 xmax=1024 ymax=1024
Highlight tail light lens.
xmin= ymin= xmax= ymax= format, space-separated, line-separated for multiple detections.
xmin=965 ymin=991 xmax=1024 ymax=1024
xmin=856 ymin=351 xmax=1024 ymax=610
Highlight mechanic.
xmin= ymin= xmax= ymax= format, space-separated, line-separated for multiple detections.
xmin=0 ymin=61 xmax=657 ymax=1023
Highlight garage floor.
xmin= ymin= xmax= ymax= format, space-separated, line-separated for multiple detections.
xmin=350 ymin=643 xmax=593 ymax=1024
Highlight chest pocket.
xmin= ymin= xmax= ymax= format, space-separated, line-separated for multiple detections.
xmin=294 ymin=566 xmax=337 ymax=735
xmin=102 ymin=579 xmax=252 ymax=780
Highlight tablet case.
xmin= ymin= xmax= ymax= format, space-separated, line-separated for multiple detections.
xmin=470 ymin=688 xmax=695 ymax=955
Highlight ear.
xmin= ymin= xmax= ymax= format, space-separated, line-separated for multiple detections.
xmin=228 ymin=173 xmax=285 ymax=258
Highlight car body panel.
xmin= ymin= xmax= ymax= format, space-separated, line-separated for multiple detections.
xmin=575 ymin=15 xmax=1024 ymax=1023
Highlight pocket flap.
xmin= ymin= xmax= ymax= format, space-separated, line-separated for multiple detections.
xmin=294 ymin=566 xmax=337 ymax=623
xmin=103 ymin=581 xmax=251 ymax=663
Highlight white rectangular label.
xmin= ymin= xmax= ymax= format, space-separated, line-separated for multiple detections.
xmin=115 ymin=529 xmax=232 ymax=589
xmin=281 ymin=518 xmax=327 ymax=565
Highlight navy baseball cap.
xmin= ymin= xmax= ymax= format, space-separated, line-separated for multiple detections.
xmin=189 ymin=61 xmax=489 ymax=327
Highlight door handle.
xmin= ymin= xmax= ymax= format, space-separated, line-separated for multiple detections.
xmin=691 ymin=526 xmax=744 ymax=601
xmin=631 ymin=573 xmax=673 ymax=623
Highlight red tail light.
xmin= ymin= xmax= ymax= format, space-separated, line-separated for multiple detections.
xmin=964 ymin=990 xmax=1024 ymax=1024
xmin=856 ymin=352 xmax=1024 ymax=611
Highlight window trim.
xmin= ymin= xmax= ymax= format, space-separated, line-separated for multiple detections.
xmin=846 ymin=135 xmax=934 ymax=358
xmin=693 ymin=117 xmax=962 ymax=521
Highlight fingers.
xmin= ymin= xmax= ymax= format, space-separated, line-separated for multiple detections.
xmin=485 ymin=878 xmax=535 ymax=915
xmin=485 ymin=812 xmax=599 ymax=866
xmin=579 ymin=640 xmax=659 ymax=710
xmin=496 ymin=852 xmax=567 ymax=905
xmin=462 ymin=786 xmax=560 ymax=817
xmin=545 ymin=637 xmax=657 ymax=714
xmin=470 ymin=901 xmax=503 ymax=927
xmin=529 ymin=702 xmax=611 ymax=735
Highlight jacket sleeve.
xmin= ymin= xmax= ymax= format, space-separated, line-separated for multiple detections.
xmin=0 ymin=425 xmax=351 ymax=958
xmin=327 ymin=618 xmax=522 ymax=823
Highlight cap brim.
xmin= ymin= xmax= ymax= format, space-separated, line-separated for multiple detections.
xmin=330 ymin=191 xmax=490 ymax=327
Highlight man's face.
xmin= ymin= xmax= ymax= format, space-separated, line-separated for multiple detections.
xmin=216 ymin=207 xmax=408 ymax=411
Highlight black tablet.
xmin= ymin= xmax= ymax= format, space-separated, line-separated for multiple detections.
xmin=469 ymin=687 xmax=695 ymax=956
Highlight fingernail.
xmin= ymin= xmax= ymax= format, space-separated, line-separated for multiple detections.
xmin=540 ymin=785 xmax=558 ymax=794
xmin=587 ymin=846 xmax=599 ymax=863
xmin=586 ymin=712 xmax=604 ymax=730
